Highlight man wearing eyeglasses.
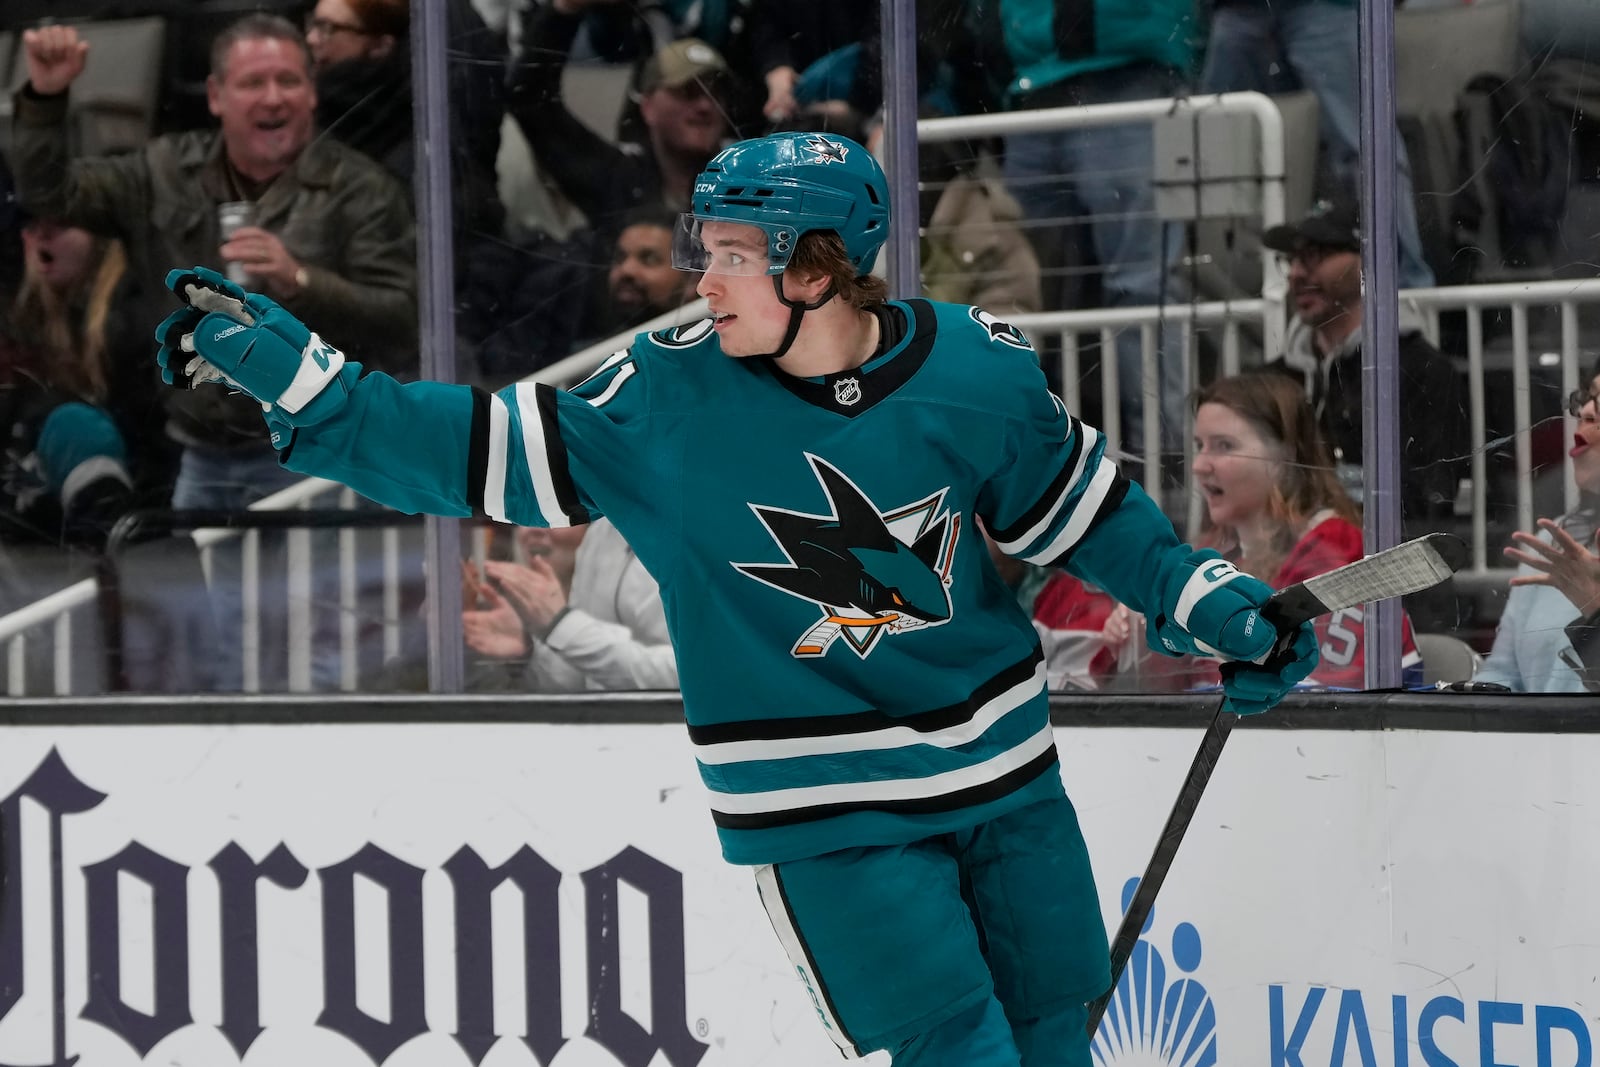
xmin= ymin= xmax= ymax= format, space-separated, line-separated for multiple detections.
xmin=1263 ymin=198 xmax=1468 ymax=523
xmin=1261 ymin=194 xmax=1469 ymax=629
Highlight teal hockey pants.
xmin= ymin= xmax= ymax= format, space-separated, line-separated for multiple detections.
xmin=753 ymin=792 xmax=1110 ymax=1065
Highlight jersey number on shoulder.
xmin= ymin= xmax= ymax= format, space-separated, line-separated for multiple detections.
xmin=572 ymin=351 xmax=640 ymax=409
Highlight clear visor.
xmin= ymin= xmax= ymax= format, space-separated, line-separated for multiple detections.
xmin=672 ymin=216 xmax=777 ymax=276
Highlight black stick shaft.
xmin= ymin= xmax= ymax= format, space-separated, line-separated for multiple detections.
xmin=1085 ymin=700 xmax=1235 ymax=1035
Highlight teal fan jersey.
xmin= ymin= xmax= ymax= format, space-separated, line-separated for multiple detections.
xmin=280 ymin=299 xmax=1186 ymax=864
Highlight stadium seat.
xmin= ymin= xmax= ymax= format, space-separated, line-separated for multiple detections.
xmin=1415 ymin=632 xmax=1482 ymax=686
xmin=0 ymin=17 xmax=168 ymax=157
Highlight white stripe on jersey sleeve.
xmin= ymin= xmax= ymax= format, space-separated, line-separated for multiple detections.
xmin=693 ymin=662 xmax=1045 ymax=766
xmin=994 ymin=422 xmax=1097 ymax=556
xmin=1021 ymin=456 xmax=1117 ymax=565
xmin=513 ymin=382 xmax=576 ymax=528
xmin=705 ymin=723 xmax=1056 ymax=816
xmin=483 ymin=393 xmax=511 ymax=522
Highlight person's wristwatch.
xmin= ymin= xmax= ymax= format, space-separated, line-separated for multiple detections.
xmin=293 ymin=265 xmax=310 ymax=294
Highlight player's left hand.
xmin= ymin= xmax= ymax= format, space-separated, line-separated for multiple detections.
xmin=155 ymin=266 xmax=350 ymax=426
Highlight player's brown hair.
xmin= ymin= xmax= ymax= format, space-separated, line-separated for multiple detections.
xmin=788 ymin=231 xmax=889 ymax=310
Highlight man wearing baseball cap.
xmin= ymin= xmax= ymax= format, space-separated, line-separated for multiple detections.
xmin=1262 ymin=194 xmax=1468 ymax=626
xmin=508 ymin=0 xmax=740 ymax=249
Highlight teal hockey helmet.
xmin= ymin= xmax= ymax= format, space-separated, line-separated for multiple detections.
xmin=675 ymin=132 xmax=890 ymax=277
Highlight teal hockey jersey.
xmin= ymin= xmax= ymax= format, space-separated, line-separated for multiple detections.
xmin=279 ymin=298 xmax=1186 ymax=864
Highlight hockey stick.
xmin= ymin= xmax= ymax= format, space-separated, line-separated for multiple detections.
xmin=1084 ymin=531 xmax=1469 ymax=1036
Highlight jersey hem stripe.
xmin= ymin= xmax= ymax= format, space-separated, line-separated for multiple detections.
xmin=707 ymin=723 xmax=1057 ymax=817
xmin=687 ymin=648 xmax=1042 ymax=745
xmin=710 ymin=742 xmax=1061 ymax=830
xmin=694 ymin=662 xmax=1046 ymax=765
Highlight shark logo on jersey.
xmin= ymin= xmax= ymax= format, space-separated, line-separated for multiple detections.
xmin=970 ymin=307 xmax=1031 ymax=349
xmin=734 ymin=454 xmax=960 ymax=658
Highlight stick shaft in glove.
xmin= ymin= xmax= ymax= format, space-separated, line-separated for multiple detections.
xmin=1085 ymin=532 xmax=1467 ymax=1036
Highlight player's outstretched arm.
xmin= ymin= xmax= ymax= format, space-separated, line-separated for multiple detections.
xmin=154 ymin=267 xmax=483 ymax=518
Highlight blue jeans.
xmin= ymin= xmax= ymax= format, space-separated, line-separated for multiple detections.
xmin=172 ymin=446 xmax=342 ymax=691
xmin=1002 ymin=65 xmax=1190 ymax=462
xmin=1200 ymin=0 xmax=1436 ymax=290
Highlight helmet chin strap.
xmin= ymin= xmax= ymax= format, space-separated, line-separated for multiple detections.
xmin=758 ymin=274 xmax=836 ymax=361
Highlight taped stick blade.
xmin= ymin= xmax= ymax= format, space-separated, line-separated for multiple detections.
xmin=1288 ymin=532 xmax=1468 ymax=623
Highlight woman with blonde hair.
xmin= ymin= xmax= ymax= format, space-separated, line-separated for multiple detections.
xmin=1183 ymin=370 xmax=1423 ymax=688
xmin=1 ymin=215 xmax=170 ymax=545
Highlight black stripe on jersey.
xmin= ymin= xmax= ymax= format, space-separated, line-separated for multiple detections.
xmin=711 ymin=746 xmax=1060 ymax=831
xmin=763 ymin=300 xmax=936 ymax=417
xmin=985 ymin=417 xmax=1085 ymax=546
xmin=1044 ymin=469 xmax=1130 ymax=569
xmin=764 ymin=866 xmax=860 ymax=1051
xmin=688 ymin=648 xmax=1042 ymax=746
xmin=466 ymin=387 xmax=491 ymax=514
xmin=534 ymin=384 xmax=589 ymax=526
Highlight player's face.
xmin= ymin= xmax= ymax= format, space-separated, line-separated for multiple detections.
xmin=694 ymin=222 xmax=791 ymax=357
xmin=1287 ymin=245 xmax=1361 ymax=326
xmin=208 ymin=37 xmax=316 ymax=181
xmin=1572 ymin=373 xmax=1600 ymax=493
xmin=1192 ymin=402 xmax=1284 ymax=530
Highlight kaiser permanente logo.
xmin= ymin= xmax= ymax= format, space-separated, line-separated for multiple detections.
xmin=1089 ymin=875 xmax=1595 ymax=1067
xmin=1091 ymin=877 xmax=1218 ymax=1067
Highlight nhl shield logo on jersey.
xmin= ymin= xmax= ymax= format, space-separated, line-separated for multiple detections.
xmin=833 ymin=376 xmax=862 ymax=406
xmin=734 ymin=455 xmax=960 ymax=658
xmin=970 ymin=307 xmax=1030 ymax=350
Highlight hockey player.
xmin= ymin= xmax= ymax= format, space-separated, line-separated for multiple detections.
xmin=155 ymin=131 xmax=1317 ymax=1066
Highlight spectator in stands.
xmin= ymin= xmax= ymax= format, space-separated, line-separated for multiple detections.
xmin=1199 ymin=0 xmax=1435 ymax=290
xmin=11 ymin=16 xmax=417 ymax=689
xmin=1261 ymin=195 xmax=1468 ymax=630
xmin=981 ymin=519 xmax=1132 ymax=690
xmin=970 ymin=0 xmax=1193 ymax=461
xmin=751 ymin=0 xmax=880 ymax=128
xmin=0 ymin=214 xmax=166 ymax=547
xmin=463 ymin=518 xmax=677 ymax=691
xmin=1172 ymin=371 xmax=1424 ymax=689
xmin=1474 ymin=363 xmax=1600 ymax=693
xmin=307 ymin=0 xmax=507 ymax=240
xmin=472 ymin=207 xmax=700 ymax=384
xmin=594 ymin=207 xmax=702 ymax=334
xmin=507 ymin=7 xmax=737 ymax=247
xmin=917 ymin=130 xmax=1041 ymax=314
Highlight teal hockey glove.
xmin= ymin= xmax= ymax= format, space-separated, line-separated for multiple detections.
xmin=1217 ymin=624 xmax=1318 ymax=715
xmin=1152 ymin=548 xmax=1277 ymax=661
xmin=155 ymin=266 xmax=350 ymax=426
